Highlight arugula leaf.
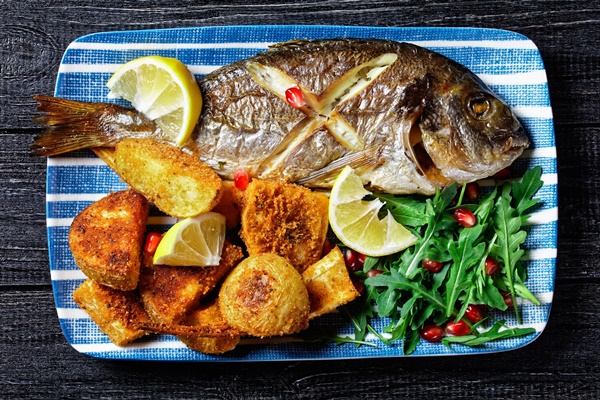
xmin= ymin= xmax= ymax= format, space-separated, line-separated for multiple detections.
xmin=442 ymin=320 xmax=536 ymax=348
xmin=512 ymin=166 xmax=543 ymax=217
xmin=445 ymin=224 xmax=485 ymax=317
xmin=374 ymin=193 xmax=428 ymax=227
xmin=403 ymin=184 xmax=457 ymax=278
xmin=491 ymin=185 xmax=527 ymax=323
xmin=366 ymin=268 xmax=446 ymax=314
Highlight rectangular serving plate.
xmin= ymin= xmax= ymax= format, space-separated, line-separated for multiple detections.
xmin=47 ymin=25 xmax=557 ymax=361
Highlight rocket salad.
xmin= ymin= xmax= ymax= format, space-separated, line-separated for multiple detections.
xmin=306 ymin=166 xmax=544 ymax=355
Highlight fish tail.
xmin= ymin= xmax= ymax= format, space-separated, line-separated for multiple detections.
xmin=31 ymin=95 xmax=122 ymax=156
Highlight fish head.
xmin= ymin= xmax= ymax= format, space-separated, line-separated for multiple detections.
xmin=414 ymin=75 xmax=529 ymax=184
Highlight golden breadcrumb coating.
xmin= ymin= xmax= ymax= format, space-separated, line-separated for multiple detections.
xmin=69 ymin=189 xmax=150 ymax=291
xmin=73 ymin=279 xmax=150 ymax=346
xmin=302 ymin=246 xmax=360 ymax=319
xmin=240 ymin=179 xmax=329 ymax=272
xmin=115 ymin=138 xmax=223 ymax=218
xmin=177 ymin=299 xmax=241 ymax=354
xmin=139 ymin=241 xmax=243 ymax=325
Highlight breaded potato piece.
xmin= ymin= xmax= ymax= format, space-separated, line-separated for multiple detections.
xmin=211 ymin=180 xmax=245 ymax=229
xmin=302 ymin=246 xmax=360 ymax=320
xmin=219 ymin=254 xmax=310 ymax=337
xmin=73 ymin=279 xmax=150 ymax=346
xmin=139 ymin=241 xmax=243 ymax=325
xmin=115 ymin=138 xmax=223 ymax=218
xmin=69 ymin=189 xmax=150 ymax=291
xmin=177 ymin=299 xmax=241 ymax=354
xmin=240 ymin=179 xmax=329 ymax=272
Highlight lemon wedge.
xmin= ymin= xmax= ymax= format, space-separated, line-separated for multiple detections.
xmin=328 ymin=166 xmax=418 ymax=257
xmin=153 ymin=212 xmax=226 ymax=266
xmin=106 ymin=55 xmax=202 ymax=146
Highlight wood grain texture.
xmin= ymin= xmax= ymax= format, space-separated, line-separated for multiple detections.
xmin=1 ymin=0 xmax=599 ymax=398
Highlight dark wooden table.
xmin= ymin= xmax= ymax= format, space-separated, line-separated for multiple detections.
xmin=1 ymin=1 xmax=598 ymax=398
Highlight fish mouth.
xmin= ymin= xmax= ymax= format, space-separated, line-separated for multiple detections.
xmin=495 ymin=128 xmax=530 ymax=153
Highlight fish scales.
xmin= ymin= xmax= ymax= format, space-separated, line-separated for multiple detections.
xmin=32 ymin=38 xmax=529 ymax=195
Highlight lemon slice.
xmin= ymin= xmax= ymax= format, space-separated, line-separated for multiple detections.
xmin=153 ymin=212 xmax=226 ymax=266
xmin=328 ymin=166 xmax=418 ymax=257
xmin=106 ymin=56 xmax=202 ymax=146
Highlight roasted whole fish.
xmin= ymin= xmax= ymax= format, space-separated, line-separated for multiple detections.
xmin=32 ymin=38 xmax=529 ymax=195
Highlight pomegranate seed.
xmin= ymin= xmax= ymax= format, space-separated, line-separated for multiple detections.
xmin=419 ymin=324 xmax=445 ymax=342
xmin=422 ymin=258 xmax=443 ymax=273
xmin=358 ymin=253 xmax=367 ymax=265
xmin=445 ymin=320 xmax=470 ymax=336
xmin=493 ymin=168 xmax=511 ymax=179
xmin=464 ymin=304 xmax=483 ymax=323
xmin=453 ymin=207 xmax=477 ymax=227
xmin=464 ymin=182 xmax=481 ymax=203
xmin=485 ymin=256 xmax=500 ymax=276
xmin=321 ymin=238 xmax=334 ymax=257
xmin=500 ymin=291 xmax=514 ymax=307
xmin=351 ymin=277 xmax=365 ymax=294
xmin=234 ymin=168 xmax=249 ymax=190
xmin=144 ymin=232 xmax=162 ymax=255
xmin=366 ymin=269 xmax=384 ymax=278
xmin=285 ymin=86 xmax=305 ymax=108
xmin=344 ymin=248 xmax=364 ymax=272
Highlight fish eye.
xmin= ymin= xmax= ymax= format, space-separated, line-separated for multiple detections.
xmin=467 ymin=94 xmax=492 ymax=120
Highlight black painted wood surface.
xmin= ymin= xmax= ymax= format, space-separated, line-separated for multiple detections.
xmin=1 ymin=1 xmax=598 ymax=398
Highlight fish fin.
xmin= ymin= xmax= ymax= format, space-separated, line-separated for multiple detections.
xmin=296 ymin=146 xmax=384 ymax=188
xmin=31 ymin=95 xmax=123 ymax=156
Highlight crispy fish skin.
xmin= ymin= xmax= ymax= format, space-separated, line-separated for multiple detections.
xmin=195 ymin=38 xmax=528 ymax=194
xmin=32 ymin=39 xmax=528 ymax=195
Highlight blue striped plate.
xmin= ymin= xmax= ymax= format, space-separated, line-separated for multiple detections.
xmin=47 ymin=25 xmax=557 ymax=361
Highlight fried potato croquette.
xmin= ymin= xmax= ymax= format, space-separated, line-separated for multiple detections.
xmin=240 ymin=179 xmax=329 ymax=272
xmin=302 ymin=246 xmax=361 ymax=320
xmin=177 ymin=299 xmax=241 ymax=354
xmin=115 ymin=138 xmax=223 ymax=218
xmin=139 ymin=241 xmax=243 ymax=325
xmin=219 ymin=253 xmax=310 ymax=337
xmin=69 ymin=189 xmax=150 ymax=291
xmin=73 ymin=279 xmax=150 ymax=346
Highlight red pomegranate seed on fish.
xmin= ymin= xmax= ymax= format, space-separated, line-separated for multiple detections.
xmin=464 ymin=304 xmax=483 ymax=323
xmin=485 ymin=256 xmax=500 ymax=276
xmin=420 ymin=324 xmax=445 ymax=342
xmin=445 ymin=320 xmax=470 ymax=336
xmin=453 ymin=207 xmax=477 ymax=227
xmin=366 ymin=269 xmax=384 ymax=278
xmin=144 ymin=232 xmax=162 ymax=255
xmin=422 ymin=258 xmax=443 ymax=273
xmin=465 ymin=182 xmax=481 ymax=203
xmin=285 ymin=86 xmax=305 ymax=108
xmin=234 ymin=168 xmax=249 ymax=190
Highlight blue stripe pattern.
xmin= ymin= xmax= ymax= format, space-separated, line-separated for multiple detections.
xmin=48 ymin=25 xmax=557 ymax=361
